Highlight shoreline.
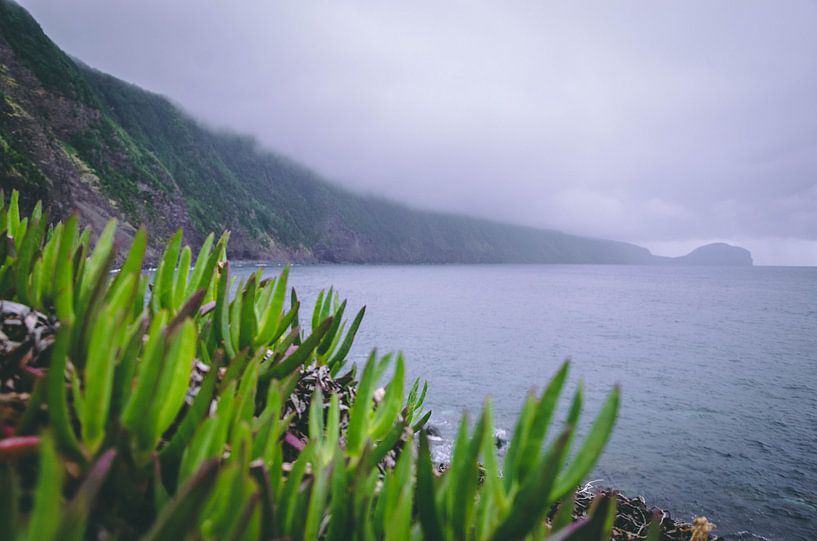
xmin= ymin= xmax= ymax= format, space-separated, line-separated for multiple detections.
xmin=568 ymin=484 xmax=769 ymax=541
xmin=426 ymin=428 xmax=767 ymax=541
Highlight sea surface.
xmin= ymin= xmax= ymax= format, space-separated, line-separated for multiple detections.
xmin=232 ymin=263 xmax=817 ymax=540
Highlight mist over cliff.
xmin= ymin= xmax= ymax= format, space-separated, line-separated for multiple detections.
xmin=0 ymin=1 xmax=751 ymax=266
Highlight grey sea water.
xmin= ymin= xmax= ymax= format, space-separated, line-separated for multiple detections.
xmin=232 ymin=263 xmax=817 ymax=540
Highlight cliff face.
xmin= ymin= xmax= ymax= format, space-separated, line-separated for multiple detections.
xmin=0 ymin=1 xmax=204 ymax=259
xmin=0 ymin=1 xmax=751 ymax=266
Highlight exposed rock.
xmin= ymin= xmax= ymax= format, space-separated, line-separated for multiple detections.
xmin=494 ymin=428 xmax=508 ymax=450
xmin=563 ymin=486 xmax=712 ymax=541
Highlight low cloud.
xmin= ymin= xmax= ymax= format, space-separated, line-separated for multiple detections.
xmin=19 ymin=0 xmax=817 ymax=265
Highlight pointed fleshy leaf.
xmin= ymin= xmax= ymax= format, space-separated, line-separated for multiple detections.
xmin=311 ymin=289 xmax=325 ymax=331
xmin=238 ymin=274 xmax=258 ymax=350
xmin=27 ymin=433 xmax=63 ymax=541
xmin=325 ymin=450 xmax=349 ymax=541
xmin=517 ymin=361 xmax=569 ymax=481
xmin=370 ymin=354 xmax=405 ymax=440
xmin=186 ymin=233 xmax=214 ymax=298
xmin=142 ymin=459 xmax=220 ymax=541
xmin=153 ymin=229 xmax=183 ymax=312
xmin=172 ymin=245 xmax=191 ymax=309
xmin=490 ymin=430 xmax=571 ymax=541
xmin=45 ymin=327 xmax=84 ymax=460
xmin=0 ymin=463 xmax=19 ymax=533
xmin=417 ymin=432 xmax=444 ymax=541
xmin=54 ymin=216 xmax=78 ymax=323
xmin=550 ymin=386 xmax=620 ymax=501
xmin=154 ymin=319 xmax=197 ymax=438
xmin=59 ymin=449 xmax=117 ymax=541
xmin=263 ymin=316 xmax=333 ymax=379
xmin=255 ymin=266 xmax=289 ymax=346
xmin=82 ymin=276 xmax=133 ymax=453
xmin=553 ymin=490 xmax=576 ymax=532
xmin=111 ymin=227 xmax=147 ymax=296
xmin=317 ymin=299 xmax=346 ymax=356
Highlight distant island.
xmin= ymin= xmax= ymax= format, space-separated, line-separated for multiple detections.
xmin=656 ymin=243 xmax=754 ymax=266
xmin=0 ymin=1 xmax=751 ymax=267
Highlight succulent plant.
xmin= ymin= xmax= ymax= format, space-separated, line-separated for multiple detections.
xmin=0 ymin=190 xmax=624 ymax=540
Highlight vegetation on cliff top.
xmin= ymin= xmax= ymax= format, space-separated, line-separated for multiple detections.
xmin=0 ymin=190 xmax=634 ymax=540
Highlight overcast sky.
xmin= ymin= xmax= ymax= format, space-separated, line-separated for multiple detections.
xmin=18 ymin=0 xmax=817 ymax=265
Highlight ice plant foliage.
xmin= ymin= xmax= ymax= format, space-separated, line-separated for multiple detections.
xmin=0 ymin=190 xmax=623 ymax=540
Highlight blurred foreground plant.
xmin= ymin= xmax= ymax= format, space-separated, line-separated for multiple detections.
xmin=0 ymin=190 xmax=621 ymax=540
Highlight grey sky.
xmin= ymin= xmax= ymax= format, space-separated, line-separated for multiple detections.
xmin=18 ymin=0 xmax=817 ymax=265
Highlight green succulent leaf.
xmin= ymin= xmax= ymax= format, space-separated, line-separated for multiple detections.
xmin=59 ymin=449 xmax=117 ymax=541
xmin=263 ymin=316 xmax=333 ymax=380
xmin=46 ymin=328 xmax=84 ymax=461
xmin=142 ymin=459 xmax=220 ymax=541
xmin=417 ymin=432 xmax=444 ymax=541
xmin=490 ymin=429 xmax=571 ymax=541
xmin=26 ymin=433 xmax=63 ymax=541
xmin=154 ymin=318 xmax=198 ymax=438
xmin=550 ymin=386 xmax=620 ymax=501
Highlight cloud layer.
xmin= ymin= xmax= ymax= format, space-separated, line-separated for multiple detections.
xmin=19 ymin=0 xmax=817 ymax=264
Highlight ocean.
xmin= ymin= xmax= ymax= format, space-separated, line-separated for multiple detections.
xmin=232 ymin=263 xmax=817 ymax=540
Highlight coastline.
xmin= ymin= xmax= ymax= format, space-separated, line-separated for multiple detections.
xmin=425 ymin=428 xmax=766 ymax=541
xmin=567 ymin=485 xmax=769 ymax=541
